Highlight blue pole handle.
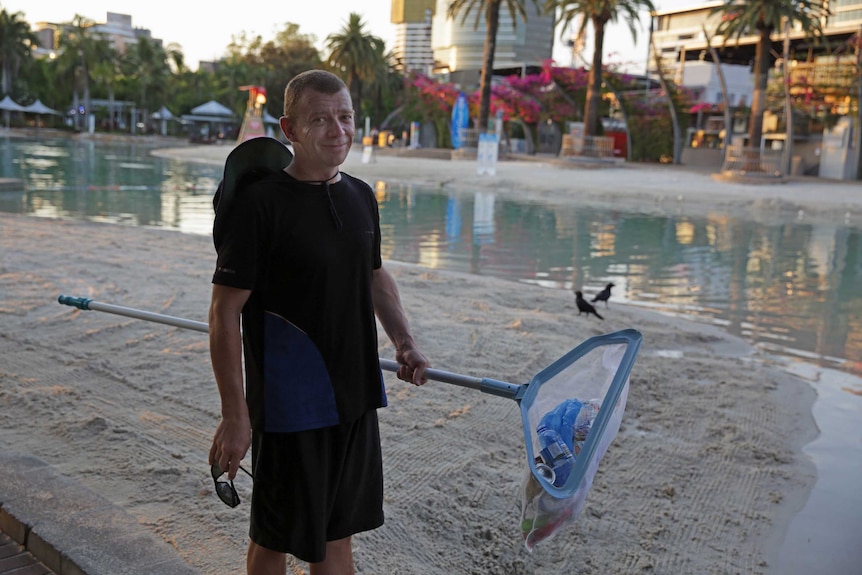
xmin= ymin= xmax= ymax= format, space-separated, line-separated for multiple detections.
xmin=58 ymin=295 xmax=93 ymax=310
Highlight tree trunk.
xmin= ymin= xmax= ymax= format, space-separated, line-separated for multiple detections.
xmin=72 ymin=90 xmax=80 ymax=132
xmin=584 ymin=17 xmax=606 ymax=137
xmin=782 ymin=19 xmax=793 ymax=176
xmin=478 ymin=0 xmax=501 ymax=134
xmin=749 ymin=27 xmax=772 ymax=152
xmin=1 ymin=62 xmax=8 ymax=95
xmin=856 ymin=27 xmax=862 ymax=179
xmin=108 ymin=88 xmax=115 ymax=132
xmin=355 ymin=78 xmax=363 ymax=121
xmin=650 ymin=32 xmax=682 ymax=163
xmin=704 ymin=25 xmax=732 ymax=165
xmin=81 ymin=58 xmax=92 ymax=134
xmin=375 ymin=83 xmax=382 ymax=128
xmin=349 ymin=73 xmax=361 ymax=121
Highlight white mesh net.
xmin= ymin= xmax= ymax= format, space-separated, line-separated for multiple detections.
xmin=518 ymin=332 xmax=638 ymax=551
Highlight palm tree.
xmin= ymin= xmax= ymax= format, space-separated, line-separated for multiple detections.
xmin=0 ymin=8 xmax=38 ymax=95
xmin=545 ymin=0 xmax=655 ymax=137
xmin=711 ymin=0 xmax=828 ymax=153
xmin=326 ymin=13 xmax=385 ymax=122
xmin=253 ymin=22 xmax=324 ymax=119
xmin=91 ymin=55 xmax=121 ymax=131
xmin=164 ymin=42 xmax=187 ymax=74
xmin=367 ymin=44 xmax=403 ymax=128
xmin=125 ymin=36 xmax=172 ymax=116
xmin=448 ymin=0 xmax=542 ymax=134
xmin=56 ymin=15 xmax=111 ymax=131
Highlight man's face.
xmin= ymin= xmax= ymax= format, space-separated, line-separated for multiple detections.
xmin=281 ymin=88 xmax=355 ymax=171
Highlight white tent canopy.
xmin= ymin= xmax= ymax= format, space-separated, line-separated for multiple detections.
xmin=151 ymin=106 xmax=177 ymax=136
xmin=190 ymin=100 xmax=233 ymax=117
xmin=151 ymin=106 xmax=175 ymax=120
xmin=24 ymin=99 xmax=61 ymax=115
xmin=0 ymin=95 xmax=26 ymax=112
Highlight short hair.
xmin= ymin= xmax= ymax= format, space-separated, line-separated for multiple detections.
xmin=283 ymin=70 xmax=348 ymax=119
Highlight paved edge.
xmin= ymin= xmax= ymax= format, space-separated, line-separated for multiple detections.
xmin=0 ymin=452 xmax=200 ymax=575
xmin=0 ymin=178 xmax=24 ymax=192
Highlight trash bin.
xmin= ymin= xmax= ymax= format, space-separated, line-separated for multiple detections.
xmin=791 ymin=155 xmax=803 ymax=176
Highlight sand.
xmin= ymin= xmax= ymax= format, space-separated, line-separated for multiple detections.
xmin=3 ymin=142 xmax=858 ymax=574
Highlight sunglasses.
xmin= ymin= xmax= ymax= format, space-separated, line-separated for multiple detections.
xmin=211 ymin=463 xmax=253 ymax=508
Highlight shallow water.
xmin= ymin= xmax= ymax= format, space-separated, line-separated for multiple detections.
xmin=3 ymin=136 xmax=861 ymax=379
xmin=2 ymin=135 xmax=861 ymax=572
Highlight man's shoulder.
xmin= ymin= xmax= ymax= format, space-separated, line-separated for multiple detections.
xmin=339 ymin=171 xmax=368 ymax=186
xmin=235 ymin=171 xmax=294 ymax=199
xmin=339 ymin=171 xmax=373 ymax=193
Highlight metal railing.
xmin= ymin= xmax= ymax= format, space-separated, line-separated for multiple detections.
xmin=721 ymin=145 xmax=785 ymax=177
xmin=457 ymin=128 xmax=481 ymax=149
xmin=561 ymin=134 xmax=615 ymax=158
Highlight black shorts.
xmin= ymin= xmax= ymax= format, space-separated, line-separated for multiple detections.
xmin=248 ymin=409 xmax=384 ymax=563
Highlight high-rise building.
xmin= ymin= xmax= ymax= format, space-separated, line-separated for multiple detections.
xmin=97 ymin=12 xmax=162 ymax=54
xmin=430 ymin=0 xmax=554 ymax=86
xmin=391 ymin=0 xmax=436 ymax=73
xmin=31 ymin=12 xmax=161 ymax=60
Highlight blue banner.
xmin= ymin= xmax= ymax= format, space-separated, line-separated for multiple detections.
xmin=450 ymin=93 xmax=469 ymax=149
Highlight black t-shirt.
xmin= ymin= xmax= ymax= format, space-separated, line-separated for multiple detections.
xmin=212 ymin=170 xmax=387 ymax=433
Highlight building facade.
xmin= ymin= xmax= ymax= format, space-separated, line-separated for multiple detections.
xmin=391 ymin=0 xmax=436 ymax=73
xmin=649 ymin=0 xmax=862 ymax=103
xmin=31 ymin=12 xmax=161 ymax=60
xmin=430 ymin=0 xmax=554 ymax=85
xmin=650 ymin=1 xmax=862 ymax=175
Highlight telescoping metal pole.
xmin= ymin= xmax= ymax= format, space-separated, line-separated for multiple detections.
xmin=57 ymin=295 xmax=523 ymax=399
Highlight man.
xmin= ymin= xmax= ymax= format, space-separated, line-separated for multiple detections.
xmin=208 ymin=69 xmax=429 ymax=575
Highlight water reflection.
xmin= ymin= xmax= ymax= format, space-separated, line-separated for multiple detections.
xmin=2 ymin=136 xmax=861 ymax=378
xmin=375 ymin=183 xmax=862 ymax=378
xmin=1 ymin=137 xmax=221 ymax=232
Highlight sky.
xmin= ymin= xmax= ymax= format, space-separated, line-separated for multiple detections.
xmin=7 ymin=0 xmax=698 ymax=73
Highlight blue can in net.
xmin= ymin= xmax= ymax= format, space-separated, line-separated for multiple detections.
xmin=536 ymin=399 xmax=584 ymax=487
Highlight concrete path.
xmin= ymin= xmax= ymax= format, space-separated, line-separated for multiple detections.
xmin=0 ymin=453 xmax=199 ymax=575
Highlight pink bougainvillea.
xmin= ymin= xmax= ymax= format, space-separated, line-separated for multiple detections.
xmin=399 ymin=61 xmax=687 ymax=157
xmin=401 ymin=64 xmax=591 ymax=129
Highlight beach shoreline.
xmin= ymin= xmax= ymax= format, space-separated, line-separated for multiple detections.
xmin=151 ymin=140 xmax=862 ymax=227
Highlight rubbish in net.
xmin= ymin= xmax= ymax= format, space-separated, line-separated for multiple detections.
xmin=518 ymin=338 xmax=633 ymax=551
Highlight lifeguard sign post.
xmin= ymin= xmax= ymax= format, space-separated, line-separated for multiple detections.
xmin=237 ymin=85 xmax=267 ymax=143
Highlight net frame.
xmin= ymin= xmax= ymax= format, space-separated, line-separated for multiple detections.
xmin=518 ymin=328 xmax=642 ymax=499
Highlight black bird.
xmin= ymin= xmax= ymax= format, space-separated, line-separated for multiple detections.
xmin=591 ymin=283 xmax=615 ymax=307
xmin=575 ymin=291 xmax=604 ymax=320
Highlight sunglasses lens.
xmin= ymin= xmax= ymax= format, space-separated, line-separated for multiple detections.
xmin=215 ymin=481 xmax=240 ymax=507
xmin=211 ymin=464 xmax=241 ymax=507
